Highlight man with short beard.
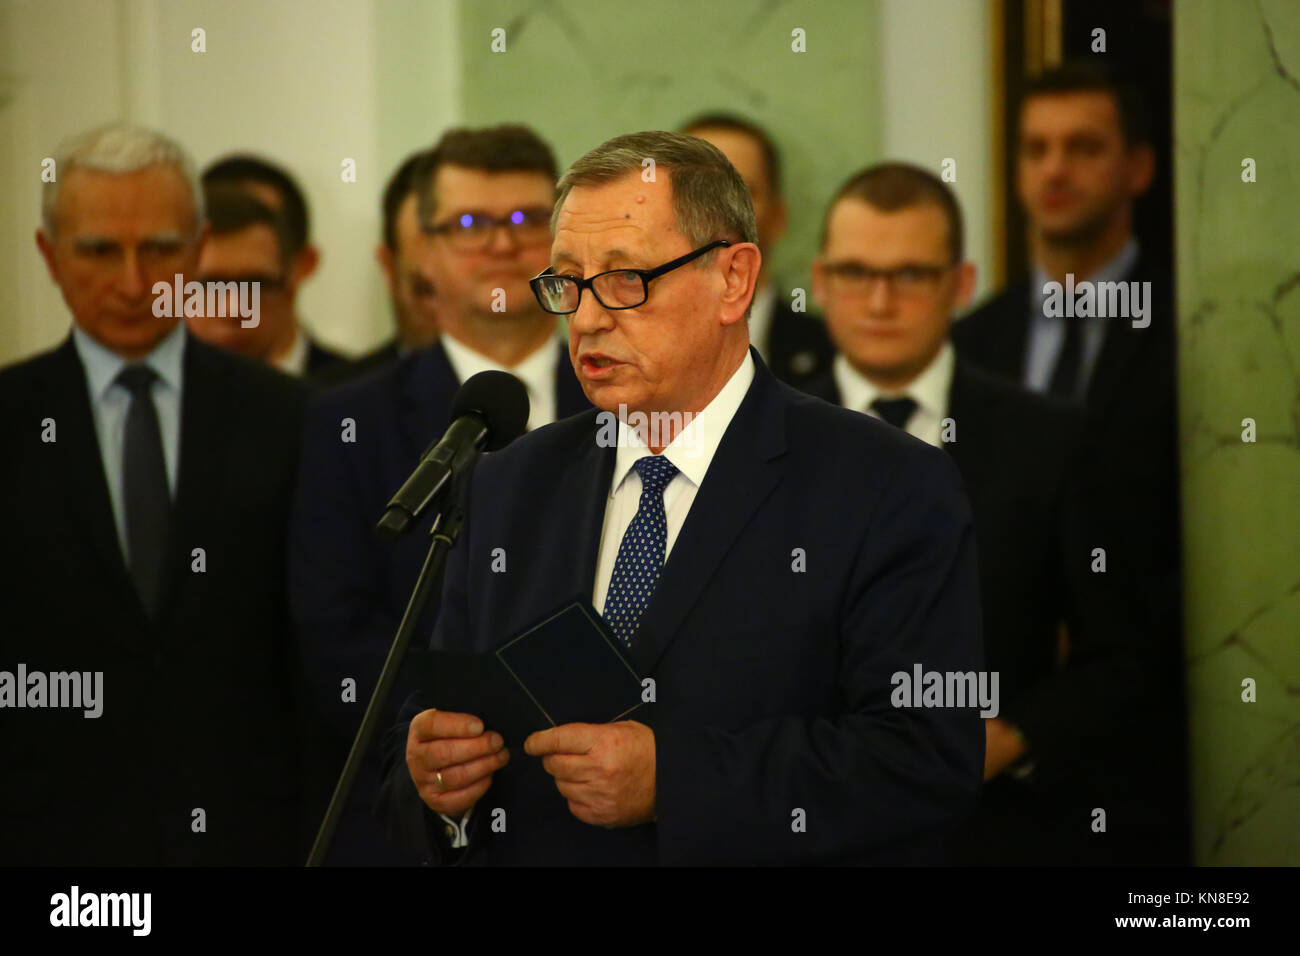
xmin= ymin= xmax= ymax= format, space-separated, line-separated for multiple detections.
xmin=953 ymin=62 xmax=1186 ymax=863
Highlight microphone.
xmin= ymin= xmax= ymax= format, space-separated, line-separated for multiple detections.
xmin=375 ymin=370 xmax=529 ymax=540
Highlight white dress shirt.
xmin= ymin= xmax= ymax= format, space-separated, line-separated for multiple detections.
xmin=434 ymin=351 xmax=754 ymax=851
xmin=441 ymin=333 xmax=558 ymax=431
xmin=272 ymin=325 xmax=310 ymax=377
xmin=592 ymin=351 xmax=756 ymax=614
xmin=832 ymin=342 xmax=954 ymax=450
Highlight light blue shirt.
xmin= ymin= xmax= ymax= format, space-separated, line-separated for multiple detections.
xmin=1023 ymin=238 xmax=1139 ymax=395
xmin=72 ymin=322 xmax=185 ymax=560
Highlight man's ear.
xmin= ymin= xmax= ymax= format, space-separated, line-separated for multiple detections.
xmin=810 ymin=257 xmax=826 ymax=312
xmin=35 ymin=228 xmax=59 ymax=284
xmin=954 ymin=260 xmax=977 ymax=312
xmin=375 ymin=243 xmax=396 ymax=294
xmin=191 ymin=221 xmax=210 ymax=272
xmin=1127 ymin=142 xmax=1156 ymax=198
xmin=293 ymin=244 xmax=321 ymax=284
xmin=720 ymin=242 xmax=762 ymax=326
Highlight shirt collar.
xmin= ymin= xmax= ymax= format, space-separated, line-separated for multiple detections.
xmin=272 ymin=326 xmax=310 ymax=376
xmin=72 ymin=320 xmax=186 ymax=400
xmin=833 ymin=341 xmax=954 ymax=420
xmin=1032 ymin=237 xmax=1140 ymax=316
xmin=440 ymin=332 xmax=556 ymax=405
xmin=610 ymin=350 xmax=756 ymax=495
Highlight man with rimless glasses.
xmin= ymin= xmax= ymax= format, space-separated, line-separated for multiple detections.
xmin=382 ymin=131 xmax=984 ymax=865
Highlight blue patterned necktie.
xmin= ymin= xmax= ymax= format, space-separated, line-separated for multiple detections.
xmin=603 ymin=454 xmax=680 ymax=647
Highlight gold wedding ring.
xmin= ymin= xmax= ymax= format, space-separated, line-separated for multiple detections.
xmin=435 ymin=770 xmax=444 ymax=789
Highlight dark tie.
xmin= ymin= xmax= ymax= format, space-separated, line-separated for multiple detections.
xmin=870 ymin=396 xmax=918 ymax=431
xmin=1047 ymin=314 xmax=1085 ymax=399
xmin=117 ymin=365 xmax=171 ymax=616
xmin=603 ymin=454 xmax=680 ymax=647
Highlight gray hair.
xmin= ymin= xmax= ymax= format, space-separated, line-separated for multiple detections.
xmin=552 ymin=130 xmax=758 ymax=255
xmin=42 ymin=123 xmax=204 ymax=236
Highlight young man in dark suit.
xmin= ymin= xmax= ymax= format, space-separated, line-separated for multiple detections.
xmin=201 ymin=155 xmax=347 ymax=378
xmin=682 ymin=113 xmax=834 ymax=387
xmin=289 ymin=125 xmax=590 ymax=864
xmin=376 ymin=131 xmax=984 ymax=866
xmin=805 ymin=161 xmax=1162 ymax=863
xmin=0 ymin=123 xmax=308 ymax=865
xmin=951 ymin=63 xmax=1187 ymax=862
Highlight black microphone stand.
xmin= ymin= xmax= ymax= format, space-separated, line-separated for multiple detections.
xmin=306 ymin=481 xmax=466 ymax=867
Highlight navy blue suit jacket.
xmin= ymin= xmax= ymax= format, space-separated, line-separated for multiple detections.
xmin=290 ymin=340 xmax=588 ymax=862
xmin=377 ymin=349 xmax=985 ymax=865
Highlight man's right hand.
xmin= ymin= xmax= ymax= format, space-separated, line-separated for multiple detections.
xmin=406 ymin=709 xmax=510 ymax=816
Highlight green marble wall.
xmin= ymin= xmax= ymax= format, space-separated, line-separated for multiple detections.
xmin=457 ymin=0 xmax=881 ymax=302
xmin=1176 ymin=0 xmax=1300 ymax=865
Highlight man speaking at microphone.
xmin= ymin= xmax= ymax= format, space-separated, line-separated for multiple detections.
xmin=378 ymin=131 xmax=985 ymax=865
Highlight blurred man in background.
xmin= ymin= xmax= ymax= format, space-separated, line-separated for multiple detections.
xmin=202 ymin=155 xmax=346 ymax=377
xmin=682 ymin=113 xmax=833 ymax=386
xmin=806 ymin=162 xmax=1144 ymax=863
xmin=952 ymin=62 xmax=1187 ymax=863
xmin=289 ymin=124 xmax=588 ymax=864
xmin=320 ymin=149 xmax=442 ymax=384
xmin=0 ymin=123 xmax=306 ymax=865
xmin=188 ymin=185 xmax=313 ymax=375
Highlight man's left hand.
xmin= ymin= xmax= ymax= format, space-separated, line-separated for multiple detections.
xmin=524 ymin=721 xmax=656 ymax=827
xmin=984 ymin=717 xmax=1028 ymax=781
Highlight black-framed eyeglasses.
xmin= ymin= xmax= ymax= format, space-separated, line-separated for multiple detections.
xmin=196 ymin=272 xmax=287 ymax=291
xmin=529 ymin=240 xmax=731 ymax=315
xmin=821 ymin=260 xmax=955 ymax=296
xmin=424 ymin=208 xmax=553 ymax=250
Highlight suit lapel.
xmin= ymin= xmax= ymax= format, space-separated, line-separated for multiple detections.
xmin=1081 ymin=251 xmax=1174 ymax=420
xmin=964 ymin=279 xmax=1033 ymax=381
xmin=801 ymin=370 xmax=841 ymax=406
xmin=43 ymin=337 xmax=151 ymax=646
xmin=945 ymin=360 xmax=978 ymax=475
xmin=400 ymin=342 xmax=460 ymax=459
xmin=551 ymin=416 xmax=617 ymax=607
xmin=623 ymin=352 xmax=787 ymax=677
xmin=158 ymin=335 xmax=235 ymax=630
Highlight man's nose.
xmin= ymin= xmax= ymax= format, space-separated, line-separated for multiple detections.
xmin=222 ymin=288 xmax=241 ymax=319
xmin=485 ymin=223 xmax=521 ymax=256
xmin=1039 ymin=143 xmax=1071 ymax=181
xmin=117 ymin=247 xmax=148 ymax=300
xmin=568 ymin=285 xmax=614 ymax=335
xmin=866 ymin=275 xmax=896 ymax=315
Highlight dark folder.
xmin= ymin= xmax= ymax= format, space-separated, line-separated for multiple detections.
xmin=422 ymin=600 xmax=644 ymax=747
xmin=495 ymin=600 xmax=645 ymax=730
